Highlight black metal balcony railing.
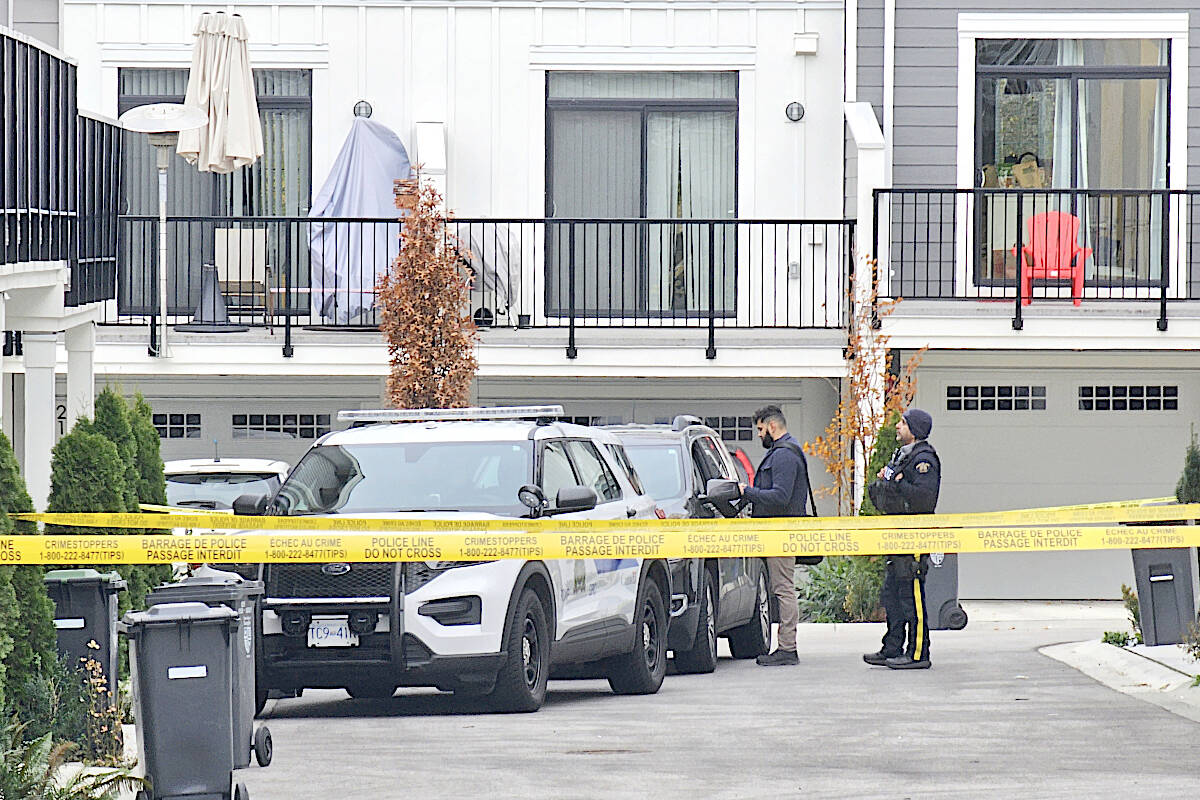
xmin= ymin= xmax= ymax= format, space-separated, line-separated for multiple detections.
xmin=0 ymin=30 xmax=121 ymax=307
xmin=112 ymin=216 xmax=854 ymax=357
xmin=872 ymin=188 xmax=1200 ymax=330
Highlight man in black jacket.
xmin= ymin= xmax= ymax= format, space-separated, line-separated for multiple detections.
xmin=863 ymin=408 xmax=941 ymax=670
xmin=739 ymin=405 xmax=812 ymax=666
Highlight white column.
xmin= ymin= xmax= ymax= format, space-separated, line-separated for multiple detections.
xmin=22 ymin=332 xmax=57 ymax=511
xmin=844 ymin=102 xmax=889 ymax=513
xmin=64 ymin=322 xmax=96 ymax=429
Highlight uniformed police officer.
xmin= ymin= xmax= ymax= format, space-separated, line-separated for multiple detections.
xmin=862 ymin=408 xmax=941 ymax=670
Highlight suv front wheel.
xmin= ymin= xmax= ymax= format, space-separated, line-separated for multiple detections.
xmin=728 ymin=562 xmax=770 ymax=659
xmin=607 ymin=576 xmax=667 ymax=695
xmin=490 ymin=588 xmax=550 ymax=712
xmin=673 ymin=569 xmax=718 ymax=674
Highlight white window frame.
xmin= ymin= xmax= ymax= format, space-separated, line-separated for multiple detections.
xmin=954 ymin=13 xmax=1190 ymax=299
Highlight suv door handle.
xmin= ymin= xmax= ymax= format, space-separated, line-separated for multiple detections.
xmin=626 ymin=507 xmax=637 ymax=518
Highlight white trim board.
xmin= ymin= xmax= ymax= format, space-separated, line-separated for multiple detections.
xmin=99 ymin=43 xmax=329 ymax=68
xmin=528 ymin=45 xmax=757 ymax=70
xmin=957 ymin=13 xmax=1189 ymax=38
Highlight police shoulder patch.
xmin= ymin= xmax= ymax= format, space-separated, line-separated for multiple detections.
xmin=916 ymin=462 xmax=930 ymax=474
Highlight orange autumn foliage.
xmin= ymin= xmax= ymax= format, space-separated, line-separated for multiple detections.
xmin=379 ymin=174 xmax=478 ymax=409
xmin=805 ymin=261 xmax=925 ymax=513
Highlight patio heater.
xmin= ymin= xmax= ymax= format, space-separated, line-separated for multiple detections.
xmin=117 ymin=103 xmax=207 ymax=357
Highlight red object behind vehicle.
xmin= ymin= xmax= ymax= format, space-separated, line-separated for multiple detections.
xmin=730 ymin=448 xmax=755 ymax=486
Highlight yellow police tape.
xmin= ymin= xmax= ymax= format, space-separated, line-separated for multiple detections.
xmin=0 ymin=497 xmax=1192 ymax=563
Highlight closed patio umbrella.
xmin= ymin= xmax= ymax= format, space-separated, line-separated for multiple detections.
xmin=177 ymin=12 xmax=264 ymax=173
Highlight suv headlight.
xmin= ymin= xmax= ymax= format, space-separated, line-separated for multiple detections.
xmin=423 ymin=560 xmax=491 ymax=571
xmin=404 ymin=561 xmax=493 ymax=593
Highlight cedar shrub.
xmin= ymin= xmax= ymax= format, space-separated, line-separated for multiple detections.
xmin=0 ymin=431 xmax=55 ymax=714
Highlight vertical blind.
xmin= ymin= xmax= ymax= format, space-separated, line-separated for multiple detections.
xmin=118 ymin=68 xmax=312 ymax=216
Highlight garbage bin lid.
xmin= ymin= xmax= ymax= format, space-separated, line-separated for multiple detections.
xmin=122 ymin=601 xmax=237 ymax=628
xmin=148 ymin=564 xmax=263 ymax=605
xmin=178 ymin=565 xmax=247 ymax=586
xmin=43 ymin=568 xmax=127 ymax=589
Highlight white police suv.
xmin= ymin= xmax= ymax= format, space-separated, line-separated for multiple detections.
xmin=234 ymin=406 xmax=671 ymax=713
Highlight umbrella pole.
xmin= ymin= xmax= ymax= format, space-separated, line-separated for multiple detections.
xmin=149 ymin=134 xmax=177 ymax=357
xmin=158 ymin=164 xmax=169 ymax=356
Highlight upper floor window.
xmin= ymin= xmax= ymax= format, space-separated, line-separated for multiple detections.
xmin=545 ymin=72 xmax=738 ymax=317
xmin=118 ymin=68 xmax=312 ymax=216
xmin=973 ymin=38 xmax=1169 ymax=287
xmin=975 ymin=39 xmax=1167 ymax=192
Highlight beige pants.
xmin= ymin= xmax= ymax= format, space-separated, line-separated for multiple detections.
xmin=766 ymin=556 xmax=799 ymax=653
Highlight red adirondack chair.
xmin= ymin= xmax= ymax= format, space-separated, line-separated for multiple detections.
xmin=1010 ymin=210 xmax=1091 ymax=306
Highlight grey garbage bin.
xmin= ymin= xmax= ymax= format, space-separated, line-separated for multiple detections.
xmin=147 ymin=567 xmax=271 ymax=769
xmin=1130 ymin=548 xmax=1199 ymax=646
xmin=923 ymin=553 xmax=968 ymax=631
xmin=43 ymin=569 xmax=126 ymax=689
xmin=122 ymin=602 xmax=248 ymax=800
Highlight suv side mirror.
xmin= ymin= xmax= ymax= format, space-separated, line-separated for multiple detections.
xmin=699 ymin=478 xmax=740 ymax=504
xmin=233 ymin=494 xmax=270 ymax=516
xmin=555 ymin=485 xmax=599 ymax=512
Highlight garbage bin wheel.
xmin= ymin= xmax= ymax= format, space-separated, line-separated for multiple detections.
xmin=940 ymin=602 xmax=968 ymax=631
xmin=253 ymin=725 xmax=273 ymax=767
xmin=233 ymin=781 xmax=249 ymax=800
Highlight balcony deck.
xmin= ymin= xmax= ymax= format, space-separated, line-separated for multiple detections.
xmin=107 ymin=215 xmax=855 ymax=361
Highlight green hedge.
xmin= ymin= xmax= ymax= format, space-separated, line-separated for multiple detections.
xmin=0 ymin=431 xmax=56 ymax=718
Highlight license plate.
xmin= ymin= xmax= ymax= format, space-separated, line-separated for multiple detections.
xmin=307 ymin=618 xmax=359 ymax=648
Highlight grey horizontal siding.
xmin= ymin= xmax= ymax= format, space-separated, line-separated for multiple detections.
xmin=849 ymin=0 xmax=886 ymax=213
xmin=858 ymin=2 xmax=1200 ymax=189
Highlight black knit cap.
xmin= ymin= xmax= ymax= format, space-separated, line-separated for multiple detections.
xmin=902 ymin=408 xmax=933 ymax=440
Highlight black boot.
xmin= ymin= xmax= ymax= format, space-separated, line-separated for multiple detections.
xmin=885 ymin=655 xmax=931 ymax=670
xmin=756 ymin=649 xmax=799 ymax=666
xmin=862 ymin=650 xmax=898 ymax=666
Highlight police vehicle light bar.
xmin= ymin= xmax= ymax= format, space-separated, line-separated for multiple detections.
xmin=337 ymin=405 xmax=565 ymax=423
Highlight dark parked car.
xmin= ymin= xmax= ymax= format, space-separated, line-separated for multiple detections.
xmin=603 ymin=417 xmax=772 ymax=673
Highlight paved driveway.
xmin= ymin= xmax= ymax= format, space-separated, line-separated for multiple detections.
xmin=241 ymin=606 xmax=1197 ymax=799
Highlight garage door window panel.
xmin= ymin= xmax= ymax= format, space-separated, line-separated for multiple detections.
xmin=947 ymin=385 xmax=1045 ymax=411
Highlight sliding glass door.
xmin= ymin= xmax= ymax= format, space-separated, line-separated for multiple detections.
xmin=974 ymin=39 xmax=1168 ymax=288
xmin=546 ymin=72 xmax=737 ymax=318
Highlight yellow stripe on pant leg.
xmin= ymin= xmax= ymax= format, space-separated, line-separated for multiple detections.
xmin=912 ymin=575 xmax=925 ymax=662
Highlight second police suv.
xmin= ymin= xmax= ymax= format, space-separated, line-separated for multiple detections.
xmin=230 ymin=406 xmax=672 ymax=713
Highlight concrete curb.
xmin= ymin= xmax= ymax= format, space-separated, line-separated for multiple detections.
xmin=1041 ymin=639 xmax=1200 ymax=723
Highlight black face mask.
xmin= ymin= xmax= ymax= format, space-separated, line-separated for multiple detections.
xmin=760 ymin=432 xmax=775 ymax=449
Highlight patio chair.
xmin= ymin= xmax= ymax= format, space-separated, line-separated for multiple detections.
xmin=215 ymin=227 xmax=273 ymax=318
xmin=1011 ymin=210 xmax=1091 ymax=306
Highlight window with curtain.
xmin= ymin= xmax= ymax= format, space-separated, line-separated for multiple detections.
xmin=118 ymin=68 xmax=312 ymax=216
xmin=546 ymin=72 xmax=737 ymax=317
xmin=974 ymin=40 xmax=1168 ymax=286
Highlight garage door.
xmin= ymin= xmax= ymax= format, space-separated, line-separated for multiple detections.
xmin=912 ymin=365 xmax=1193 ymax=599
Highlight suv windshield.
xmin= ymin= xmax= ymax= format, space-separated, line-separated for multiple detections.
xmin=274 ymin=441 xmax=532 ymax=515
xmin=623 ymin=444 xmax=685 ymax=500
xmin=166 ymin=473 xmax=282 ymax=509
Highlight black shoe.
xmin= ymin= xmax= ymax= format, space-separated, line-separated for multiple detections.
xmin=756 ymin=649 xmax=799 ymax=667
xmin=862 ymin=650 xmax=899 ymax=666
xmin=885 ymin=655 xmax=931 ymax=670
